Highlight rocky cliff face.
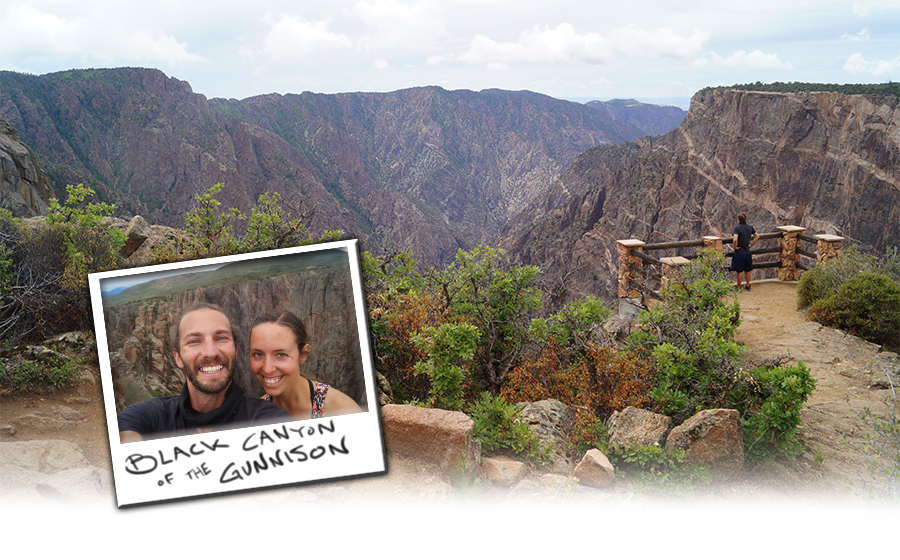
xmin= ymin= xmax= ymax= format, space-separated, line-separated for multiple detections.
xmin=104 ymin=266 xmax=366 ymax=413
xmin=0 ymin=115 xmax=53 ymax=217
xmin=0 ymin=68 xmax=645 ymax=265
xmin=503 ymin=89 xmax=899 ymax=305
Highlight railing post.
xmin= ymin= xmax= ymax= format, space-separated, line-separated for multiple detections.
xmin=776 ymin=226 xmax=806 ymax=281
xmin=616 ymin=239 xmax=645 ymax=298
xmin=660 ymin=256 xmax=690 ymax=292
xmin=702 ymin=236 xmax=723 ymax=254
xmin=816 ymin=234 xmax=844 ymax=263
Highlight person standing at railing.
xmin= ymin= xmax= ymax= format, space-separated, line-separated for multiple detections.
xmin=732 ymin=213 xmax=759 ymax=291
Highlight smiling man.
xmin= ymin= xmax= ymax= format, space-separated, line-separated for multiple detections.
xmin=117 ymin=303 xmax=293 ymax=443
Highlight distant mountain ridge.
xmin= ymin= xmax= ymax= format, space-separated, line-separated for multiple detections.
xmin=0 ymin=67 xmax=677 ymax=264
xmin=586 ymin=99 xmax=686 ymax=137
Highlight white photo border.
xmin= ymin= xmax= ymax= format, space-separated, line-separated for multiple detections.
xmin=88 ymin=240 xmax=386 ymax=507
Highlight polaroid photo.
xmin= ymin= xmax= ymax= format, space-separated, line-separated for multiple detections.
xmin=88 ymin=240 xmax=386 ymax=507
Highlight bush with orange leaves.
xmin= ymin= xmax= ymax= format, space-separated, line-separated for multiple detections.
xmin=502 ymin=339 xmax=654 ymax=454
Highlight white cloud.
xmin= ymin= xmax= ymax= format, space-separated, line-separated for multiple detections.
xmin=843 ymin=52 xmax=900 ymax=75
xmin=608 ymin=24 xmax=709 ymax=58
xmin=350 ymin=0 xmax=447 ymax=50
xmin=257 ymin=13 xmax=353 ymax=60
xmin=456 ymin=23 xmax=707 ymax=66
xmin=852 ymin=2 xmax=869 ymax=17
xmin=840 ymin=28 xmax=870 ymax=41
xmin=374 ymin=59 xmax=389 ymax=69
xmin=691 ymin=50 xmax=793 ymax=70
xmin=0 ymin=3 xmax=206 ymax=65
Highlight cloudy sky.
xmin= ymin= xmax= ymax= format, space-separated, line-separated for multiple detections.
xmin=1 ymin=0 xmax=897 ymax=108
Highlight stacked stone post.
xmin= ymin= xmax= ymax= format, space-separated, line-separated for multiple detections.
xmin=616 ymin=239 xmax=645 ymax=298
xmin=816 ymin=234 xmax=844 ymax=263
xmin=702 ymin=236 xmax=723 ymax=254
xmin=776 ymin=226 xmax=805 ymax=281
xmin=660 ymin=256 xmax=690 ymax=292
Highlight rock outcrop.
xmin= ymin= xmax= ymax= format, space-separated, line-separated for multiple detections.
xmin=607 ymin=406 xmax=672 ymax=448
xmin=0 ymin=115 xmax=53 ymax=217
xmin=665 ymin=408 xmax=744 ymax=480
xmin=380 ymin=404 xmax=480 ymax=473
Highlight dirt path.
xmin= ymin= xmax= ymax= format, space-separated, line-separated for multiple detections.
xmin=728 ymin=278 xmax=893 ymax=499
xmin=1 ymin=279 xmax=896 ymax=502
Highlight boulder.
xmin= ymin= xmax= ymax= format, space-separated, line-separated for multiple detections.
xmin=481 ymin=456 xmax=527 ymax=487
xmin=381 ymin=404 xmax=479 ymax=472
xmin=573 ymin=449 xmax=615 ymax=488
xmin=517 ymin=399 xmax=574 ymax=474
xmin=122 ymin=215 xmax=152 ymax=257
xmin=607 ymin=406 xmax=672 ymax=447
xmin=665 ymin=408 xmax=744 ymax=480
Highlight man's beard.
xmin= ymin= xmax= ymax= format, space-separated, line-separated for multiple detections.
xmin=185 ymin=358 xmax=234 ymax=395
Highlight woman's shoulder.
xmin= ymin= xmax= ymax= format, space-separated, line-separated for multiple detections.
xmin=321 ymin=384 xmax=363 ymax=416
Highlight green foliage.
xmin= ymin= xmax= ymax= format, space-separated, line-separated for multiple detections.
xmin=710 ymin=82 xmax=900 ymax=97
xmin=740 ymin=363 xmax=817 ymax=463
xmin=629 ymin=251 xmax=746 ymax=423
xmin=0 ymin=353 xmax=81 ymax=392
xmin=0 ymin=185 xmax=124 ymax=344
xmin=364 ymin=245 xmax=544 ymax=404
xmin=410 ymin=322 xmax=481 ymax=410
xmin=432 ymin=245 xmax=542 ymax=392
xmin=529 ymin=295 xmax=611 ymax=352
xmin=796 ymin=247 xmax=899 ymax=309
xmin=46 ymin=184 xmax=125 ymax=292
xmin=152 ymin=183 xmax=343 ymax=263
xmin=469 ymin=392 xmax=549 ymax=465
xmin=46 ymin=183 xmax=117 ymax=229
xmin=808 ymin=273 xmax=900 ymax=348
xmin=182 ymin=182 xmax=244 ymax=256
xmin=603 ymin=442 xmax=711 ymax=491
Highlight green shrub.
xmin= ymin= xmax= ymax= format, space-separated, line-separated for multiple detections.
xmin=808 ymin=273 xmax=900 ymax=347
xmin=798 ymin=246 xmax=900 ymax=309
xmin=628 ymin=251 xmax=746 ymax=424
xmin=151 ymin=183 xmax=343 ymax=263
xmin=410 ymin=322 xmax=481 ymax=410
xmin=740 ymin=363 xmax=817 ymax=463
xmin=469 ymin=392 xmax=549 ymax=465
xmin=0 ymin=185 xmax=124 ymax=344
xmin=0 ymin=353 xmax=81 ymax=393
xmin=603 ymin=442 xmax=710 ymax=491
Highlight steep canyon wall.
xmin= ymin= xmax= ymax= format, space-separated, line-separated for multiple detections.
xmin=502 ymin=89 xmax=899 ymax=305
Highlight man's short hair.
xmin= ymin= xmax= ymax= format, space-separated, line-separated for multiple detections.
xmin=170 ymin=302 xmax=241 ymax=357
xmin=737 ymin=213 xmax=747 ymax=223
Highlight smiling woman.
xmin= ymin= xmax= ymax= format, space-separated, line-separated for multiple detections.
xmin=249 ymin=310 xmax=363 ymax=420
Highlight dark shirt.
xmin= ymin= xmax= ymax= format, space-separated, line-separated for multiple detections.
xmin=732 ymin=222 xmax=756 ymax=254
xmin=118 ymin=382 xmax=293 ymax=440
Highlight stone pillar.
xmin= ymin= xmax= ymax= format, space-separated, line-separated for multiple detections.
xmin=702 ymin=236 xmax=723 ymax=254
xmin=816 ymin=234 xmax=844 ymax=264
xmin=776 ymin=226 xmax=806 ymax=281
xmin=660 ymin=256 xmax=690 ymax=292
xmin=616 ymin=239 xmax=645 ymax=298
